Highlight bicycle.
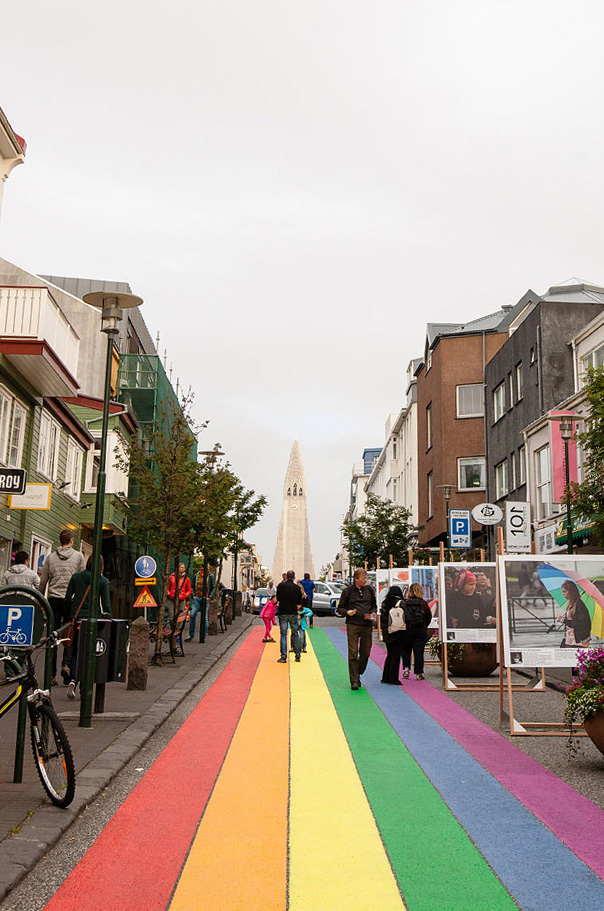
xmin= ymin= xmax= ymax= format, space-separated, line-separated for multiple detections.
xmin=0 ymin=633 xmax=76 ymax=808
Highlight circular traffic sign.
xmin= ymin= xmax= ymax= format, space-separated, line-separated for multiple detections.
xmin=471 ymin=502 xmax=503 ymax=525
xmin=135 ymin=555 xmax=157 ymax=578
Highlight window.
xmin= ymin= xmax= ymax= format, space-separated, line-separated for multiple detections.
xmin=535 ymin=445 xmax=551 ymax=520
xmin=509 ymin=452 xmax=516 ymax=491
xmin=508 ymin=372 xmax=514 ymax=407
xmin=427 ymin=471 xmax=433 ymax=518
xmin=65 ymin=439 xmax=83 ymax=501
xmin=0 ymin=387 xmax=26 ymax=468
xmin=37 ymin=411 xmax=60 ymax=480
xmin=426 ymin=403 xmax=432 ymax=450
xmin=518 ymin=445 xmax=526 ymax=485
xmin=495 ymin=460 xmax=508 ymax=499
xmin=580 ymin=344 xmax=604 ymax=386
xmin=458 ymin=457 xmax=486 ymax=490
xmin=85 ymin=431 xmax=129 ymax=496
xmin=392 ymin=438 xmax=398 ymax=460
xmin=515 ymin=362 xmax=523 ymax=401
xmin=392 ymin=478 xmax=398 ymax=502
xmin=456 ymin=384 xmax=484 ymax=418
xmin=493 ymin=383 xmax=506 ymax=422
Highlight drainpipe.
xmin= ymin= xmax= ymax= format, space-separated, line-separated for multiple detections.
xmin=536 ymin=323 xmax=544 ymax=414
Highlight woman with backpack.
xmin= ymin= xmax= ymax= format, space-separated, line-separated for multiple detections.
xmin=401 ymin=582 xmax=432 ymax=680
xmin=380 ymin=585 xmax=406 ymax=685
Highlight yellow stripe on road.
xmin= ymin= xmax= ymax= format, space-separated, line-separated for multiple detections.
xmin=289 ymin=638 xmax=406 ymax=911
xmin=169 ymin=638 xmax=289 ymax=911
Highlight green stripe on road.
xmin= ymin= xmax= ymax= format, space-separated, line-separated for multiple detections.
xmin=311 ymin=630 xmax=518 ymax=911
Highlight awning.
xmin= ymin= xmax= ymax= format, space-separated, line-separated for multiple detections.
xmin=555 ymin=513 xmax=596 ymax=544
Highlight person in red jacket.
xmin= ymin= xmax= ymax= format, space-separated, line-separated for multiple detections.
xmin=166 ymin=563 xmax=192 ymax=622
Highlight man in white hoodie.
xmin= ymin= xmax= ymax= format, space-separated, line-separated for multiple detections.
xmin=2 ymin=551 xmax=39 ymax=589
xmin=39 ymin=529 xmax=86 ymax=683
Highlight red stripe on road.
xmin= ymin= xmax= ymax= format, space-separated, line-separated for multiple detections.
xmin=44 ymin=631 xmax=262 ymax=911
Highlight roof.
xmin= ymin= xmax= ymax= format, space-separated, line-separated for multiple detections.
xmin=543 ymin=278 xmax=604 ymax=304
xmin=425 ymin=309 xmax=508 ymax=354
xmin=39 ymin=276 xmax=133 ymax=298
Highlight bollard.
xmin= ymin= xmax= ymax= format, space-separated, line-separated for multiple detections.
xmin=127 ymin=616 xmax=149 ymax=690
xmin=234 ymin=591 xmax=242 ymax=617
xmin=207 ymin=596 xmax=219 ymax=636
xmin=225 ymin=593 xmax=233 ymax=625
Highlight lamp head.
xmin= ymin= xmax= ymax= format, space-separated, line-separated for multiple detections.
xmin=82 ymin=291 xmax=143 ymax=336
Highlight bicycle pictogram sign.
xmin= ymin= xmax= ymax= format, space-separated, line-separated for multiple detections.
xmin=0 ymin=605 xmax=35 ymax=646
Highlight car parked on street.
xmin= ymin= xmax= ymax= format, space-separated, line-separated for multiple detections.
xmin=252 ymin=588 xmax=270 ymax=615
xmin=312 ymin=581 xmax=345 ymax=616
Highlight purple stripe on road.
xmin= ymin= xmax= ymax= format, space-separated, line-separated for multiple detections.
xmin=368 ymin=640 xmax=604 ymax=881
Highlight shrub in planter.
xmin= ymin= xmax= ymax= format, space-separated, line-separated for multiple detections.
xmin=565 ymin=647 xmax=604 ymax=757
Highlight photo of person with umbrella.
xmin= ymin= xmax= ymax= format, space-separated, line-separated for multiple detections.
xmin=557 ymin=579 xmax=592 ymax=648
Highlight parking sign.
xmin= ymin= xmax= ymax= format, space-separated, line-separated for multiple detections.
xmin=448 ymin=509 xmax=472 ymax=548
xmin=0 ymin=604 xmax=35 ymax=646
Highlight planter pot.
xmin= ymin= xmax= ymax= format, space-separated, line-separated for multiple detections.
xmin=584 ymin=711 xmax=604 ymax=756
xmin=447 ymin=643 xmax=498 ymax=677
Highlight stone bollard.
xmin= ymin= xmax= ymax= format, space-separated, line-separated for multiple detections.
xmin=234 ymin=591 xmax=242 ymax=617
xmin=127 ymin=615 xmax=149 ymax=690
xmin=207 ymin=597 xmax=219 ymax=636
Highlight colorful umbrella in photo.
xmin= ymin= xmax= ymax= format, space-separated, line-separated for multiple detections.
xmin=537 ymin=563 xmax=604 ymax=639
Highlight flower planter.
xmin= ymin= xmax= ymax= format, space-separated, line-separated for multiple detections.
xmin=584 ymin=711 xmax=604 ymax=756
xmin=447 ymin=643 xmax=498 ymax=677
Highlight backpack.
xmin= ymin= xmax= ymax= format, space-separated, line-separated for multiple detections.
xmin=404 ymin=598 xmax=426 ymax=628
xmin=388 ymin=600 xmax=407 ymax=634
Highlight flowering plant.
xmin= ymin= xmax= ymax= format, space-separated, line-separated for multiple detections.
xmin=564 ymin=647 xmax=604 ymax=755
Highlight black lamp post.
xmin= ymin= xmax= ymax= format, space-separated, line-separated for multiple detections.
xmin=559 ymin=416 xmax=575 ymax=556
xmin=438 ymin=484 xmax=454 ymax=554
xmin=79 ymin=291 xmax=143 ymax=727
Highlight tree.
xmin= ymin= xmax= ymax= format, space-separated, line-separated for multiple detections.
xmin=341 ymin=494 xmax=419 ymax=570
xmin=118 ymin=396 xmax=206 ymax=662
xmin=228 ymin=484 xmax=267 ymax=590
xmin=570 ymin=365 xmax=604 ymax=547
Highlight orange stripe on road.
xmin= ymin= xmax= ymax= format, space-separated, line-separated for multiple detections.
xmin=169 ymin=642 xmax=289 ymax=911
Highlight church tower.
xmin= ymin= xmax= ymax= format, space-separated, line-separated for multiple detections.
xmin=272 ymin=441 xmax=315 ymax=581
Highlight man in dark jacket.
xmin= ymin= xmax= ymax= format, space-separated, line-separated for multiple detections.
xmin=338 ymin=568 xmax=376 ymax=689
xmin=276 ymin=570 xmax=302 ymax=662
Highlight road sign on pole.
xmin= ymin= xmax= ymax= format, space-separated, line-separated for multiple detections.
xmin=448 ymin=509 xmax=472 ymax=548
xmin=135 ymin=555 xmax=157 ymax=578
xmin=0 ymin=604 xmax=35 ymax=646
xmin=134 ymin=587 xmax=157 ymax=609
xmin=505 ymin=501 xmax=531 ymax=552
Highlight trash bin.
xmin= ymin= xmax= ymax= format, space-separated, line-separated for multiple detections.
xmin=108 ymin=619 xmax=129 ymax=683
xmin=76 ymin=618 xmax=112 ymax=684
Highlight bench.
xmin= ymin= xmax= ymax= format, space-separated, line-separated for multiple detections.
xmin=150 ymin=611 xmax=187 ymax=662
xmin=217 ymin=595 xmax=230 ymax=633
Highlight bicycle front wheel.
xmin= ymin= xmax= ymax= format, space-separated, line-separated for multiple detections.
xmin=30 ymin=702 xmax=76 ymax=808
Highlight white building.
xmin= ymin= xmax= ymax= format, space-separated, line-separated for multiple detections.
xmin=364 ymin=359 xmax=420 ymax=521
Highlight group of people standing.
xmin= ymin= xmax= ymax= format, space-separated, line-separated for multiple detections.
xmin=379 ymin=583 xmax=432 ymax=685
xmin=260 ymin=570 xmax=314 ymax=661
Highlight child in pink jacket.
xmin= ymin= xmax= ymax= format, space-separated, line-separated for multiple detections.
xmin=260 ymin=595 xmax=277 ymax=642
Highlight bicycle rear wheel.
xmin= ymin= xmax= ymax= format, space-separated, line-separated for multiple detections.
xmin=30 ymin=702 xmax=76 ymax=808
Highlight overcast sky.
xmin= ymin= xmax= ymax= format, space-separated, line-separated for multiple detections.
xmin=2 ymin=1 xmax=604 ymax=571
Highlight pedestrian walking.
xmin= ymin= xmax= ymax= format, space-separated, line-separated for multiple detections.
xmin=38 ymin=529 xmax=86 ymax=685
xmin=379 ymin=585 xmax=405 ymax=685
xmin=298 ymin=603 xmax=313 ymax=652
xmin=338 ymin=568 xmax=377 ymax=690
xmin=300 ymin=573 xmax=315 ymax=627
xmin=166 ymin=563 xmax=192 ymax=622
xmin=260 ymin=595 xmax=277 ymax=642
xmin=186 ymin=567 xmax=206 ymax=641
xmin=267 ymin=580 xmax=277 ymax=599
xmin=2 ymin=551 xmax=39 ymax=589
xmin=276 ymin=570 xmax=302 ymax=662
xmin=64 ymin=555 xmax=112 ymax=700
xmin=401 ymin=583 xmax=432 ymax=680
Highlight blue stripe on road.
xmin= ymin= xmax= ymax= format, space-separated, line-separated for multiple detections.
xmin=325 ymin=627 xmax=604 ymax=911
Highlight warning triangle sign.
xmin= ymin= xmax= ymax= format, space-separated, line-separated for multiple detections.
xmin=134 ymin=587 xmax=157 ymax=608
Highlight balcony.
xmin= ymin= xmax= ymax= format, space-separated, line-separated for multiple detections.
xmin=0 ymin=286 xmax=79 ymax=396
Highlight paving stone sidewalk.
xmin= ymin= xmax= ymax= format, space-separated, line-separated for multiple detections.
xmin=0 ymin=612 xmax=257 ymax=900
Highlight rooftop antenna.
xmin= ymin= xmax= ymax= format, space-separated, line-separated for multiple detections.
xmin=169 ymin=362 xmax=173 ymax=382
xmin=155 ymin=331 xmax=160 ymax=354
xmin=176 ymin=377 xmax=180 ymax=397
xmin=163 ymin=348 xmax=167 ymax=368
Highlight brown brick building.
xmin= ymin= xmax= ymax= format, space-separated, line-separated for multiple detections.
xmin=416 ymin=313 xmax=509 ymax=549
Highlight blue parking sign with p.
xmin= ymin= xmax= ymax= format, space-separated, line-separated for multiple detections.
xmin=0 ymin=604 xmax=35 ymax=647
xmin=448 ymin=509 xmax=472 ymax=548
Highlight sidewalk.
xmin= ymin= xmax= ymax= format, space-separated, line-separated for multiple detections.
xmin=0 ymin=612 xmax=256 ymax=901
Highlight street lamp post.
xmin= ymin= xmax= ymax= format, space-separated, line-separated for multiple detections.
xmin=438 ymin=484 xmax=454 ymax=555
xmin=79 ymin=291 xmax=143 ymax=728
xmin=559 ymin=417 xmax=575 ymax=556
